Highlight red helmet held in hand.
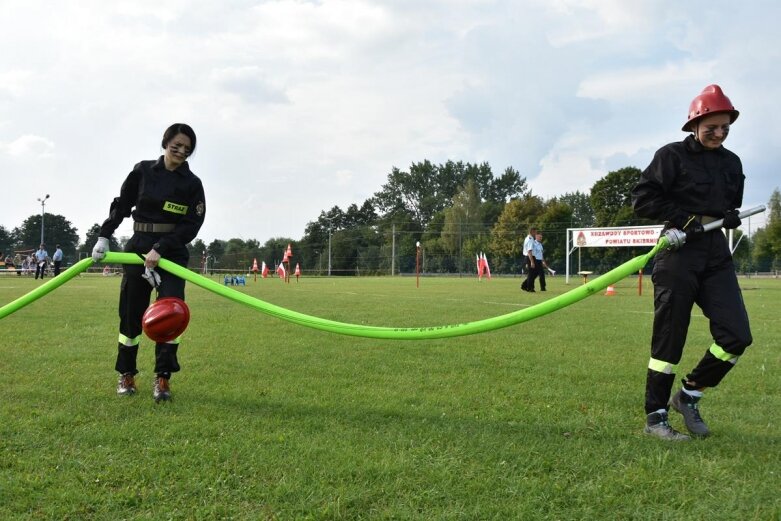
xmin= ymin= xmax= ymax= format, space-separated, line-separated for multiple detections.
xmin=682 ymin=84 xmax=739 ymax=131
xmin=142 ymin=297 xmax=190 ymax=343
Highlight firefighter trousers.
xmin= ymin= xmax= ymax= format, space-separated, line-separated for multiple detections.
xmin=115 ymin=240 xmax=188 ymax=378
xmin=645 ymin=231 xmax=752 ymax=413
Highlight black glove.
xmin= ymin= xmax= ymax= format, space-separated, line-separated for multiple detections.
xmin=723 ymin=209 xmax=741 ymax=229
xmin=682 ymin=216 xmax=705 ymax=242
xmin=668 ymin=212 xmax=690 ymax=230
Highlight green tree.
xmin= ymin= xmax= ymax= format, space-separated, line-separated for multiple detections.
xmin=559 ymin=191 xmax=595 ymax=227
xmin=752 ymin=188 xmax=781 ymax=271
xmin=489 ymin=196 xmax=545 ymax=272
xmin=344 ymin=201 xmax=377 ymax=227
xmin=441 ymin=180 xmax=483 ymax=254
xmin=536 ymin=199 xmax=574 ymax=270
xmin=588 ymin=167 xmax=649 ymax=271
xmin=207 ymin=239 xmax=226 ymax=272
xmin=188 ymin=239 xmax=207 ymax=261
xmin=489 ymin=166 xmax=529 ymax=203
xmin=373 ymin=161 xmax=438 ymax=227
xmin=590 ymin=167 xmax=642 ymax=227
xmin=14 ymin=213 xmax=80 ymax=262
xmin=0 ymin=225 xmax=12 ymax=258
xmin=83 ymin=223 xmax=121 ymax=257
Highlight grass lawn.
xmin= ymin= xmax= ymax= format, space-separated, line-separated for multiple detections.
xmin=1 ymin=272 xmax=779 ymax=520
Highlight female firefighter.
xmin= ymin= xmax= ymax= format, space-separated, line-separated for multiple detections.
xmin=631 ymin=85 xmax=751 ymax=440
xmin=92 ymin=123 xmax=206 ymax=402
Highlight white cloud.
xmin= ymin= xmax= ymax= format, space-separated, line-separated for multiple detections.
xmin=1 ymin=135 xmax=55 ymax=158
xmin=1 ymin=0 xmax=780 ymax=246
xmin=577 ymin=61 xmax=718 ymax=102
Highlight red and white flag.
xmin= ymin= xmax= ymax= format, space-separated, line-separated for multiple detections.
xmin=276 ymin=262 xmax=286 ymax=279
xmin=251 ymin=258 xmax=259 ymax=273
xmin=481 ymin=252 xmax=491 ymax=279
xmin=294 ymin=263 xmax=301 ymax=276
xmin=261 ymin=261 xmax=268 ymax=278
xmin=476 ymin=253 xmax=481 ymax=279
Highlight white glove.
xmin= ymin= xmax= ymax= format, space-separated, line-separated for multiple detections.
xmin=92 ymin=237 xmax=110 ymax=262
xmin=142 ymin=267 xmax=161 ymax=288
xmin=548 ymin=268 xmax=556 ymax=276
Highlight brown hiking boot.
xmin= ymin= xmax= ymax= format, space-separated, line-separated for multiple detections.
xmin=117 ymin=373 xmax=136 ymax=396
xmin=153 ymin=376 xmax=172 ymax=403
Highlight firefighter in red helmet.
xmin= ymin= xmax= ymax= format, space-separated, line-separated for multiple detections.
xmin=631 ymin=85 xmax=751 ymax=440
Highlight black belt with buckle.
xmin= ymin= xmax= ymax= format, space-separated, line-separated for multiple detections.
xmin=133 ymin=222 xmax=175 ymax=233
xmin=696 ymin=215 xmax=720 ymax=225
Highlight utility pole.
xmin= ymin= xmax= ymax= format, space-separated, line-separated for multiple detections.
xmin=391 ymin=223 xmax=396 ymax=276
xmin=37 ymin=194 xmax=50 ymax=245
xmin=322 ymin=215 xmax=337 ymax=277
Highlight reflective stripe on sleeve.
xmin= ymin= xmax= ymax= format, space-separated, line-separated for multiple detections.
xmin=118 ymin=333 xmax=142 ymax=347
xmin=709 ymin=343 xmax=739 ymax=365
xmin=648 ymin=358 xmax=677 ymax=374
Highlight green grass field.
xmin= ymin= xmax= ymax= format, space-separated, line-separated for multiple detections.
xmin=1 ymin=272 xmax=779 ymax=520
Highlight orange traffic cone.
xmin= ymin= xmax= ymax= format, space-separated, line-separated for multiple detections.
xmin=605 ymin=285 xmax=616 ymax=296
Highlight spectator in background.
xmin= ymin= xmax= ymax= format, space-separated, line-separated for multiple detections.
xmin=533 ymin=233 xmax=553 ymax=292
xmin=52 ymin=244 xmax=64 ymax=276
xmin=4 ymin=253 xmax=16 ymax=275
xmin=34 ymin=244 xmax=49 ymax=280
xmin=520 ymin=226 xmax=538 ymax=292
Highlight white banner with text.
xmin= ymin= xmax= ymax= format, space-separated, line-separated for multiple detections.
xmin=571 ymin=225 xmax=664 ymax=248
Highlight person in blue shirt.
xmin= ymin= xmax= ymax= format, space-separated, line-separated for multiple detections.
xmin=520 ymin=227 xmax=538 ymax=292
xmin=34 ymin=244 xmax=49 ymax=280
xmin=52 ymin=244 xmax=64 ymax=276
xmin=532 ymin=233 xmax=552 ymax=291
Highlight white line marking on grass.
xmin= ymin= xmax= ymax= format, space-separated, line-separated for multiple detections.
xmin=485 ymin=301 xmax=532 ymax=308
xmin=627 ymin=310 xmax=706 ymax=318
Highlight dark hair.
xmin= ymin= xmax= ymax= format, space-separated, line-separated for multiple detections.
xmin=161 ymin=123 xmax=197 ymax=156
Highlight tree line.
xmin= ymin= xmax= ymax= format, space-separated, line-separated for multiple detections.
xmin=2 ymin=160 xmax=780 ymax=275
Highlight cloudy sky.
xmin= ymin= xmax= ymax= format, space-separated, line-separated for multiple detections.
xmin=1 ymin=0 xmax=777 ymax=246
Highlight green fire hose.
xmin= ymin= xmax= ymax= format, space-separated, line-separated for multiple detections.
xmin=0 ymin=206 xmax=765 ymax=340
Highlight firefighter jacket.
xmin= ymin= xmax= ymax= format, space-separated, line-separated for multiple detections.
xmin=99 ymin=156 xmax=206 ymax=258
xmin=632 ymin=135 xmax=744 ymax=228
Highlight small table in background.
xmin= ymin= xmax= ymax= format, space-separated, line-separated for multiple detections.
xmin=577 ymin=271 xmax=594 ymax=285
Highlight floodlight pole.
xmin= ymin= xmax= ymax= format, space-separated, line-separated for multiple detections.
xmin=37 ymin=194 xmax=50 ymax=245
xmin=322 ymin=215 xmax=336 ymax=277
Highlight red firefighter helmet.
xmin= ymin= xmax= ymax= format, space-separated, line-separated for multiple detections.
xmin=682 ymin=84 xmax=739 ymax=131
xmin=141 ymin=297 xmax=190 ymax=343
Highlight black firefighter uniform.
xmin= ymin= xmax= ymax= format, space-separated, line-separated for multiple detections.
xmin=99 ymin=156 xmax=206 ymax=377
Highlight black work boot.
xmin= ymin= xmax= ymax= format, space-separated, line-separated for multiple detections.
xmin=670 ymin=389 xmax=710 ymax=437
xmin=644 ymin=411 xmax=690 ymax=441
